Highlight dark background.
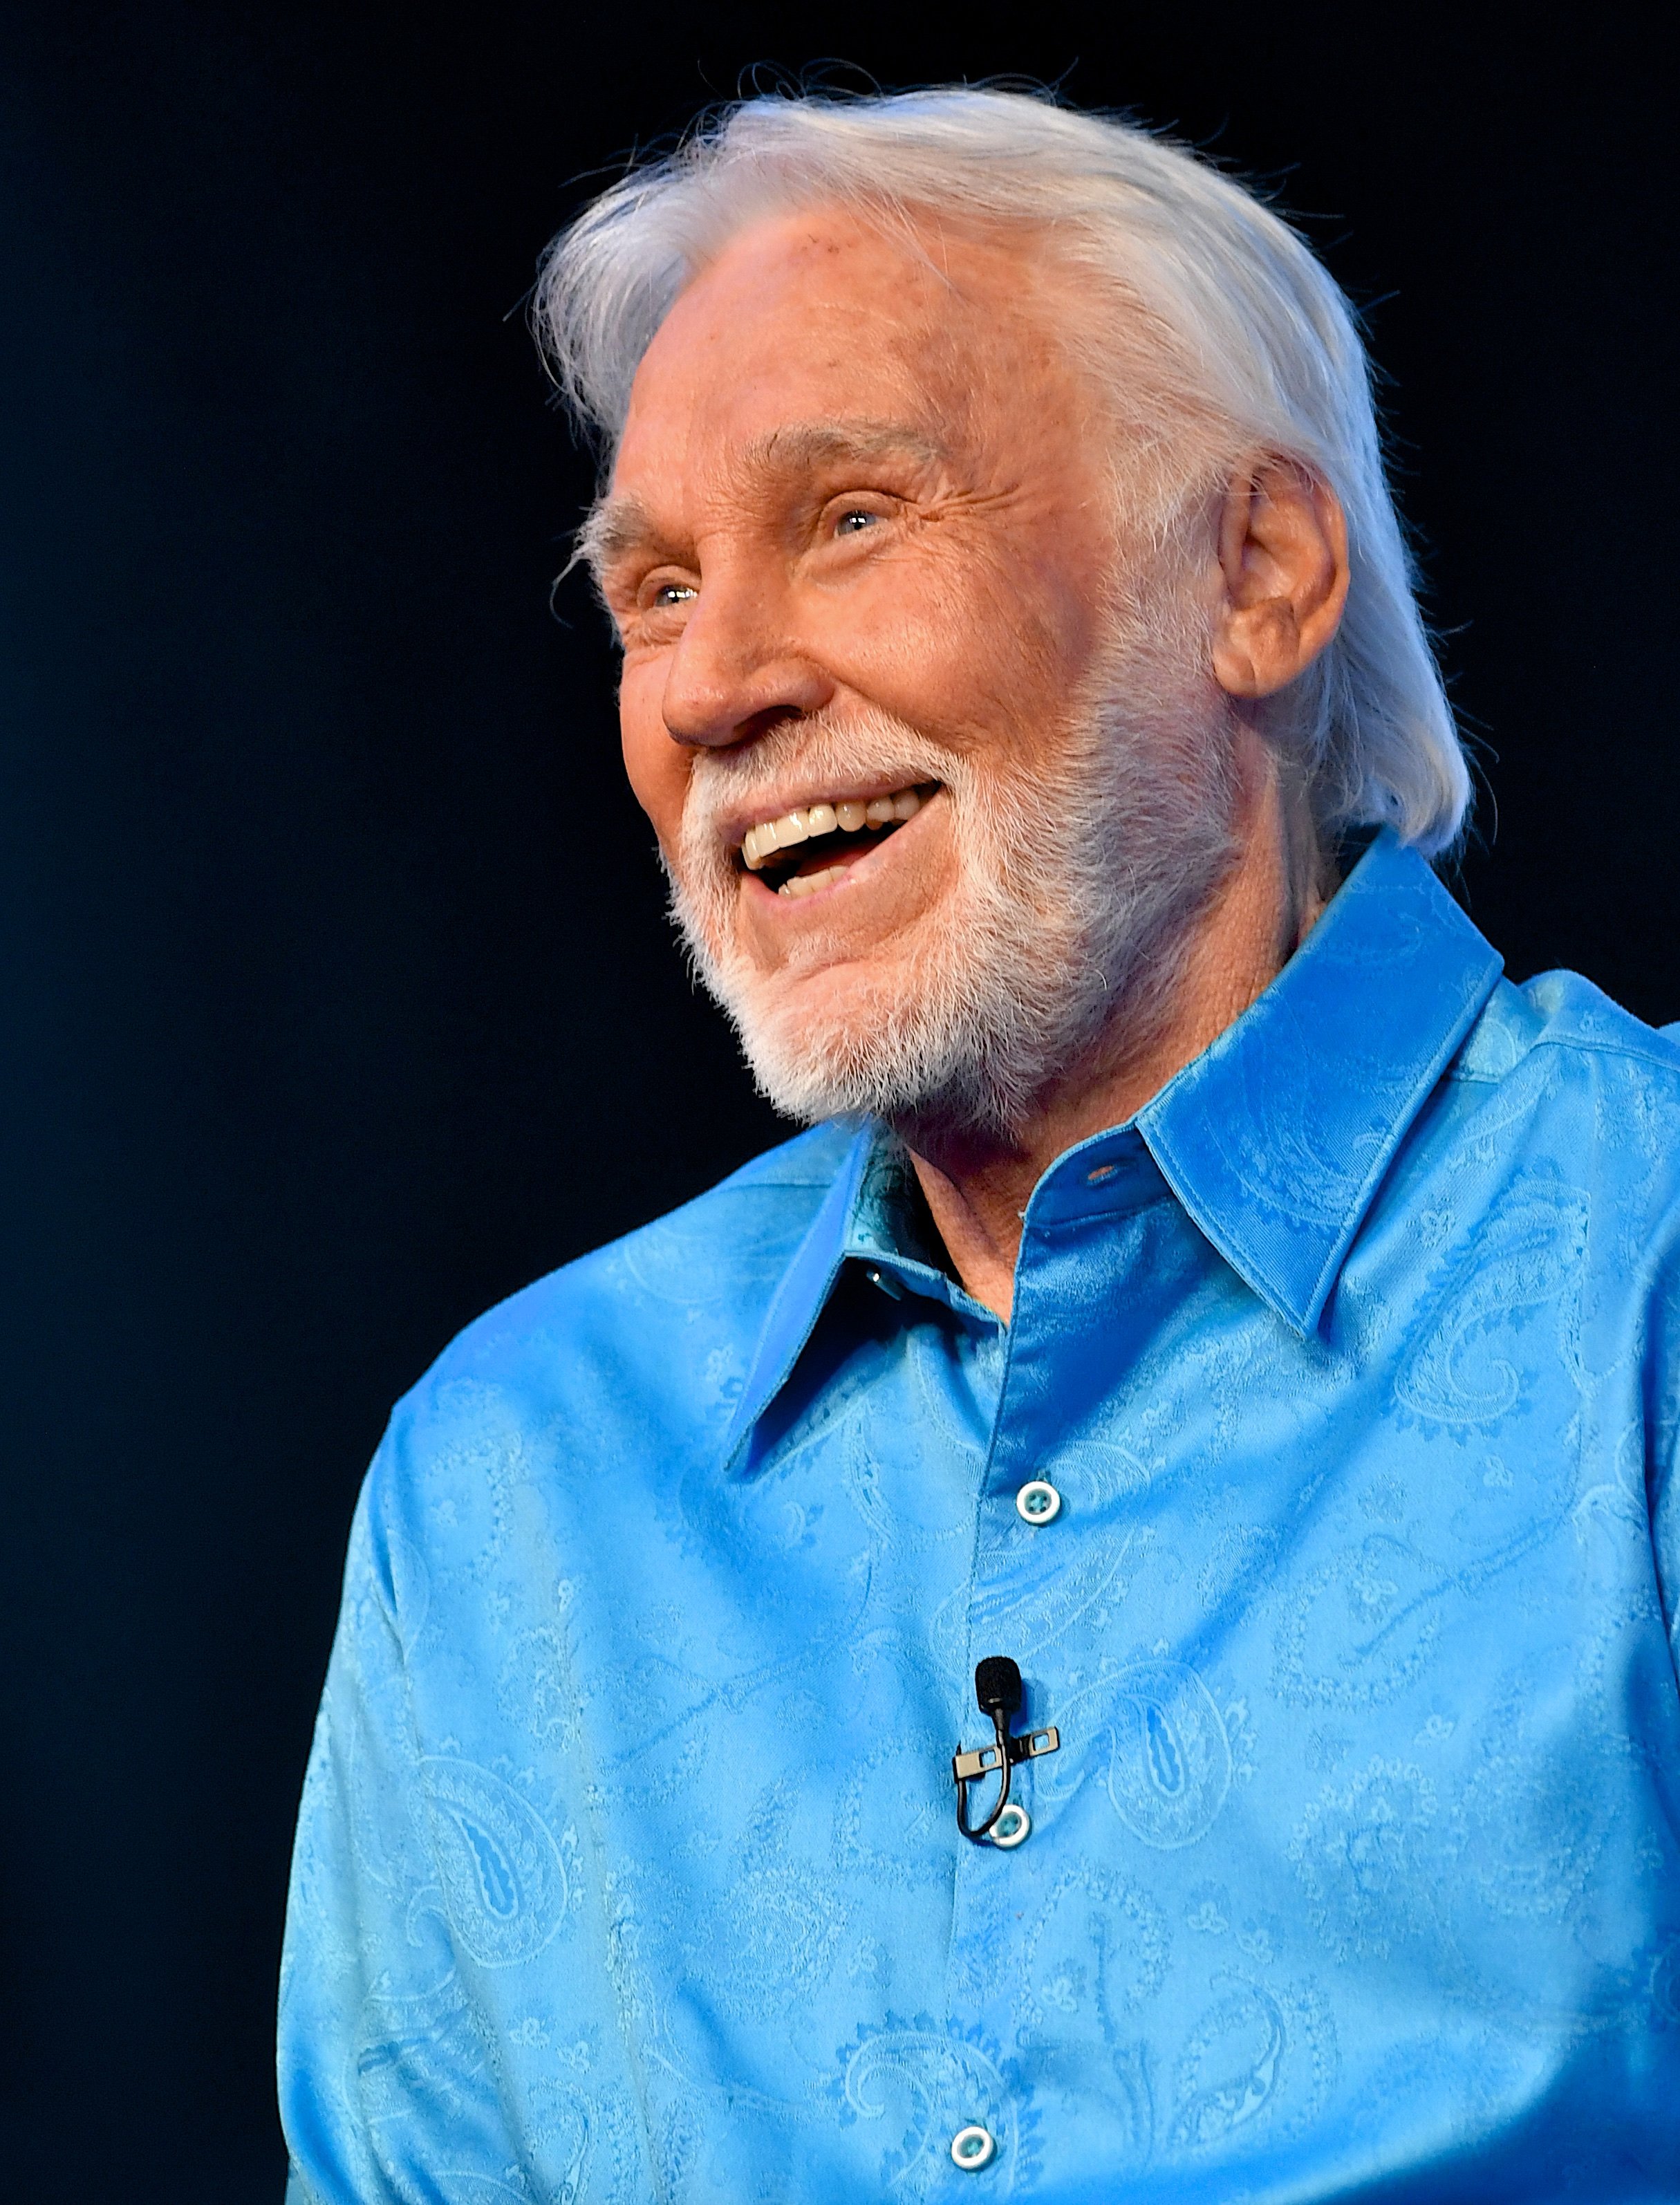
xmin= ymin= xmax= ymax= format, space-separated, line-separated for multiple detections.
xmin=1 ymin=2 xmax=1673 ymax=2195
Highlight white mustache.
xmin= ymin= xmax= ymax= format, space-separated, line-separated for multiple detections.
xmin=679 ymin=709 xmax=965 ymax=850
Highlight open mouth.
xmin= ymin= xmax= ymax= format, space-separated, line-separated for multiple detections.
xmin=738 ymin=783 xmax=939 ymax=899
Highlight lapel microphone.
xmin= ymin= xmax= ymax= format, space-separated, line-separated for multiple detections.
xmin=952 ymin=1655 xmax=1060 ymax=1844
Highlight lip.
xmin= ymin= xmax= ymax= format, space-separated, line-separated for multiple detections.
xmin=738 ymin=784 xmax=944 ymax=912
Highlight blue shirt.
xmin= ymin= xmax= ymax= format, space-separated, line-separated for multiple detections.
xmin=280 ymin=832 xmax=1680 ymax=2203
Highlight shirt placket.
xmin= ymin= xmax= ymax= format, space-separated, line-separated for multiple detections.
xmin=940 ymin=1131 xmax=1175 ymax=2184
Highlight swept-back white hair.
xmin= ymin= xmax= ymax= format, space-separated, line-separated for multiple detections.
xmin=534 ymin=88 xmax=1471 ymax=855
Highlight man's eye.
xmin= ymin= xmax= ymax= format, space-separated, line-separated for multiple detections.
xmin=651 ymin=582 xmax=697 ymax=608
xmin=835 ymin=509 xmax=878 ymax=534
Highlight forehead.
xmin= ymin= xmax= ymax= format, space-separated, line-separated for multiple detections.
xmin=607 ymin=207 xmax=1082 ymax=518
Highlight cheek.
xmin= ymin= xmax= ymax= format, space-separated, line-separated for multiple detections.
xmin=618 ymin=664 xmax=691 ymax=848
xmin=819 ymin=569 xmax=994 ymax=738
xmin=848 ymin=538 xmax=1101 ymax=735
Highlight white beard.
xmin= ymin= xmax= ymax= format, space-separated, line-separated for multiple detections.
xmin=664 ymin=586 xmax=1240 ymax=1142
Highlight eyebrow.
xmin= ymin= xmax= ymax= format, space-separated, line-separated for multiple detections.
xmin=577 ymin=494 xmax=662 ymax=575
xmin=738 ymin=418 xmax=951 ymax=477
xmin=579 ymin=418 xmax=952 ymax=579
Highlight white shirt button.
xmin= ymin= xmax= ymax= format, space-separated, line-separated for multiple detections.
xmin=950 ymin=2123 xmax=997 ymax=2171
xmin=1016 ymin=1478 xmax=1062 ymax=1525
xmin=991 ymin=1802 xmax=1031 ymax=1848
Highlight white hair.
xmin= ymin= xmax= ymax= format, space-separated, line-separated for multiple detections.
xmin=534 ymin=86 xmax=1471 ymax=856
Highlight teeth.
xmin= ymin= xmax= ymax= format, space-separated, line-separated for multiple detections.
xmin=740 ymin=785 xmax=927 ymax=871
xmin=778 ymin=864 xmax=846 ymax=899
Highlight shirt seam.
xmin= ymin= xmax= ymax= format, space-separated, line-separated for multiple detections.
xmin=1448 ymin=1030 xmax=1680 ymax=1082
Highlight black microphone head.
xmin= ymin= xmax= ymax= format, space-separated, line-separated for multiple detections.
xmin=974 ymin=1655 xmax=1023 ymax=1717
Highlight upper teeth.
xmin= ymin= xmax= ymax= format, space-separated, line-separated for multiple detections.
xmin=741 ymin=785 xmax=925 ymax=871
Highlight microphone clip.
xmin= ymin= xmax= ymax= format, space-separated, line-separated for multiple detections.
xmin=952 ymin=1655 xmax=1059 ymax=1845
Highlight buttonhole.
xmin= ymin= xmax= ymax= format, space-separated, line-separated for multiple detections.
xmin=1086 ymin=1163 xmax=1118 ymax=1184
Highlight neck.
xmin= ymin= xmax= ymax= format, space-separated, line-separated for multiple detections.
xmin=902 ymin=742 xmax=1323 ymax=1321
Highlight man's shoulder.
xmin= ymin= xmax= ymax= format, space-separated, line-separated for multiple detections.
xmin=1451 ymin=965 xmax=1680 ymax=1088
xmin=387 ymin=1119 xmax=857 ymax=1435
xmin=1432 ymin=969 xmax=1680 ymax=1244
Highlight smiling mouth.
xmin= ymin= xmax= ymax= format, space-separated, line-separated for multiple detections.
xmin=738 ymin=783 xmax=937 ymax=899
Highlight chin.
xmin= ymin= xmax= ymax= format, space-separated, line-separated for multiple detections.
xmin=730 ymin=969 xmax=908 ymax=1109
xmin=716 ymin=947 xmax=1000 ymax=1131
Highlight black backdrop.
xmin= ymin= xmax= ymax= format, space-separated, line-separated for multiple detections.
xmin=1 ymin=4 xmax=1674 ymax=2197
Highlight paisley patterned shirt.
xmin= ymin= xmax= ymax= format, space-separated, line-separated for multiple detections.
xmin=280 ymin=831 xmax=1680 ymax=2203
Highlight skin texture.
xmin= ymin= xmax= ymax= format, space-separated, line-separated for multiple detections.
xmin=596 ymin=207 xmax=1350 ymax=1319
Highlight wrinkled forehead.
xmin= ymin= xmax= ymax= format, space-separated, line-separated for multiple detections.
xmin=595 ymin=206 xmax=1101 ymax=549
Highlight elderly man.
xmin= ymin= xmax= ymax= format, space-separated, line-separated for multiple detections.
xmin=279 ymin=89 xmax=1680 ymax=2203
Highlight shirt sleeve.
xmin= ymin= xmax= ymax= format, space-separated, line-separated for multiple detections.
xmin=277 ymin=1454 xmax=517 ymax=2203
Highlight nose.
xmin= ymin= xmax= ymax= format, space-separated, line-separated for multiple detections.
xmin=659 ymin=559 xmax=833 ymax=749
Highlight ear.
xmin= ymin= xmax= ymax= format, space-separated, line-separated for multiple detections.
xmin=1211 ymin=460 xmax=1350 ymax=700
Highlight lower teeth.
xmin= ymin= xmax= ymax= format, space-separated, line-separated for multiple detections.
xmin=778 ymin=864 xmax=843 ymax=899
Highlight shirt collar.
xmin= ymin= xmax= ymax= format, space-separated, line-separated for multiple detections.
xmin=720 ymin=830 xmax=1502 ymax=1467
xmin=718 ymin=1128 xmax=872 ymax=1472
xmin=718 ymin=1123 xmax=971 ymax=1473
xmin=1134 ymin=829 xmax=1502 ymax=1334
